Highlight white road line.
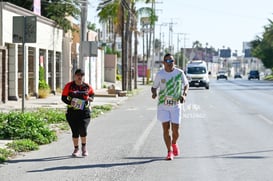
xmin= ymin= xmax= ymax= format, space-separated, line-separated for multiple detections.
xmin=131 ymin=115 xmax=157 ymax=155
xmin=257 ymin=114 xmax=273 ymax=125
xmin=127 ymin=107 xmax=138 ymax=111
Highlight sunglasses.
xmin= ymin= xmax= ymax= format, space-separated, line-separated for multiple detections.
xmin=164 ymin=59 xmax=174 ymax=63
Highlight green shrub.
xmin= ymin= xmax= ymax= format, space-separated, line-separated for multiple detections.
xmin=102 ymin=84 xmax=107 ymax=88
xmin=7 ymin=139 xmax=39 ymax=152
xmin=39 ymin=66 xmax=50 ymax=89
xmin=39 ymin=80 xmax=50 ymax=90
xmin=264 ymin=75 xmax=273 ymax=80
xmin=39 ymin=67 xmax=50 ymax=98
xmin=1 ymin=111 xmax=57 ymax=145
xmin=0 ymin=148 xmax=14 ymax=163
xmin=0 ymin=113 xmax=8 ymax=139
xmin=116 ymin=74 xmax=122 ymax=81
xmin=34 ymin=108 xmax=66 ymax=124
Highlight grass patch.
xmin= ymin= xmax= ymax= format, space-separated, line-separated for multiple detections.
xmin=7 ymin=139 xmax=39 ymax=152
xmin=0 ymin=148 xmax=14 ymax=163
xmin=264 ymin=75 xmax=273 ymax=80
xmin=92 ymin=104 xmax=112 ymax=118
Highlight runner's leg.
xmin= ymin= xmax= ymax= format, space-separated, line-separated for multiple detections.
xmin=162 ymin=122 xmax=172 ymax=152
xmin=171 ymin=123 xmax=179 ymax=144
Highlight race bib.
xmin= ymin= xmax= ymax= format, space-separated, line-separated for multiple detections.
xmin=164 ymin=96 xmax=177 ymax=106
xmin=71 ymin=98 xmax=86 ymax=110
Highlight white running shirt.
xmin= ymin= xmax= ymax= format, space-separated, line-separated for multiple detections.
xmin=152 ymin=68 xmax=188 ymax=109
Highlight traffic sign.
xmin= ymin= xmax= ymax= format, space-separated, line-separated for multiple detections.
xmin=12 ymin=16 xmax=37 ymax=43
xmin=12 ymin=16 xmax=24 ymax=43
xmin=25 ymin=16 xmax=37 ymax=43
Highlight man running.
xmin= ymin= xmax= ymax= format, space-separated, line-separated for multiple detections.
xmin=151 ymin=53 xmax=189 ymax=160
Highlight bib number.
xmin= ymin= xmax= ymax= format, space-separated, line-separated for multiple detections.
xmin=164 ymin=96 xmax=177 ymax=106
xmin=71 ymin=98 xmax=86 ymax=110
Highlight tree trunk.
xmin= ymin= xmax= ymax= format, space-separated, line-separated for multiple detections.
xmin=127 ymin=1 xmax=133 ymax=91
xmin=134 ymin=18 xmax=138 ymax=89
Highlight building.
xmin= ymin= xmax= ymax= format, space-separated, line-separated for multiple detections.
xmin=0 ymin=2 xmax=104 ymax=104
xmin=0 ymin=2 xmax=65 ymax=102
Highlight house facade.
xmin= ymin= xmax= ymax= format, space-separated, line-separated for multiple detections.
xmin=0 ymin=2 xmax=64 ymax=102
xmin=0 ymin=2 xmax=104 ymax=104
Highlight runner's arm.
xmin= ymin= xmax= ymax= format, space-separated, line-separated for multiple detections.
xmin=61 ymin=83 xmax=72 ymax=105
xmin=151 ymin=87 xmax=157 ymax=99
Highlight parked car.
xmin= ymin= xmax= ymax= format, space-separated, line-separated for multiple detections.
xmin=217 ymin=70 xmax=228 ymax=80
xmin=234 ymin=72 xmax=242 ymax=79
xmin=248 ymin=70 xmax=260 ymax=80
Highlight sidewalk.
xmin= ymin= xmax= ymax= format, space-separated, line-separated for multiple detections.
xmin=0 ymin=81 xmax=127 ymax=112
xmin=0 ymin=88 xmax=127 ymax=112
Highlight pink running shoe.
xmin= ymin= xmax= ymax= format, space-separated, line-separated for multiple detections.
xmin=82 ymin=146 xmax=88 ymax=156
xmin=166 ymin=151 xmax=174 ymax=160
xmin=72 ymin=148 xmax=80 ymax=157
xmin=172 ymin=144 xmax=180 ymax=156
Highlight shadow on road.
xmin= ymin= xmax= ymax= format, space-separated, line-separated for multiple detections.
xmin=7 ymin=149 xmax=273 ymax=173
xmin=178 ymin=149 xmax=273 ymax=160
xmin=7 ymin=155 xmax=73 ymax=163
xmin=27 ymin=156 xmax=164 ymax=172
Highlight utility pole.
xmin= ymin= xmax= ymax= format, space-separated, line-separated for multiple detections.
xmin=181 ymin=33 xmax=189 ymax=69
xmin=158 ymin=23 xmax=167 ymax=56
xmin=167 ymin=20 xmax=177 ymax=54
xmin=79 ymin=0 xmax=88 ymax=71
xmin=175 ymin=33 xmax=184 ymax=68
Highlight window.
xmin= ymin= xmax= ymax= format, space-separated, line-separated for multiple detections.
xmin=187 ymin=67 xmax=206 ymax=74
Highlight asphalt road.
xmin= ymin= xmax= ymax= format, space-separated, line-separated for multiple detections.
xmin=1 ymin=78 xmax=273 ymax=181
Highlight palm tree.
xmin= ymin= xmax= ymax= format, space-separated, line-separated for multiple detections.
xmin=97 ymin=0 xmax=157 ymax=90
xmin=97 ymin=0 xmax=121 ymax=51
xmin=138 ymin=5 xmax=157 ymax=63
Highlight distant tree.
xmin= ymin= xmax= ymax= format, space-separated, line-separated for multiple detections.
xmin=43 ymin=0 xmax=80 ymax=32
xmin=97 ymin=0 xmax=120 ymax=51
xmin=251 ymin=19 xmax=273 ymax=69
xmin=192 ymin=41 xmax=203 ymax=49
xmin=5 ymin=0 xmax=32 ymax=9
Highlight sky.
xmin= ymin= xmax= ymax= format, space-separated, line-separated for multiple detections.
xmin=88 ymin=0 xmax=273 ymax=55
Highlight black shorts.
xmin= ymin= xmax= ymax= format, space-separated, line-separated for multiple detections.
xmin=66 ymin=109 xmax=91 ymax=137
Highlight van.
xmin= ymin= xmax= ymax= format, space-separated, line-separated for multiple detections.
xmin=186 ymin=60 xmax=209 ymax=89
